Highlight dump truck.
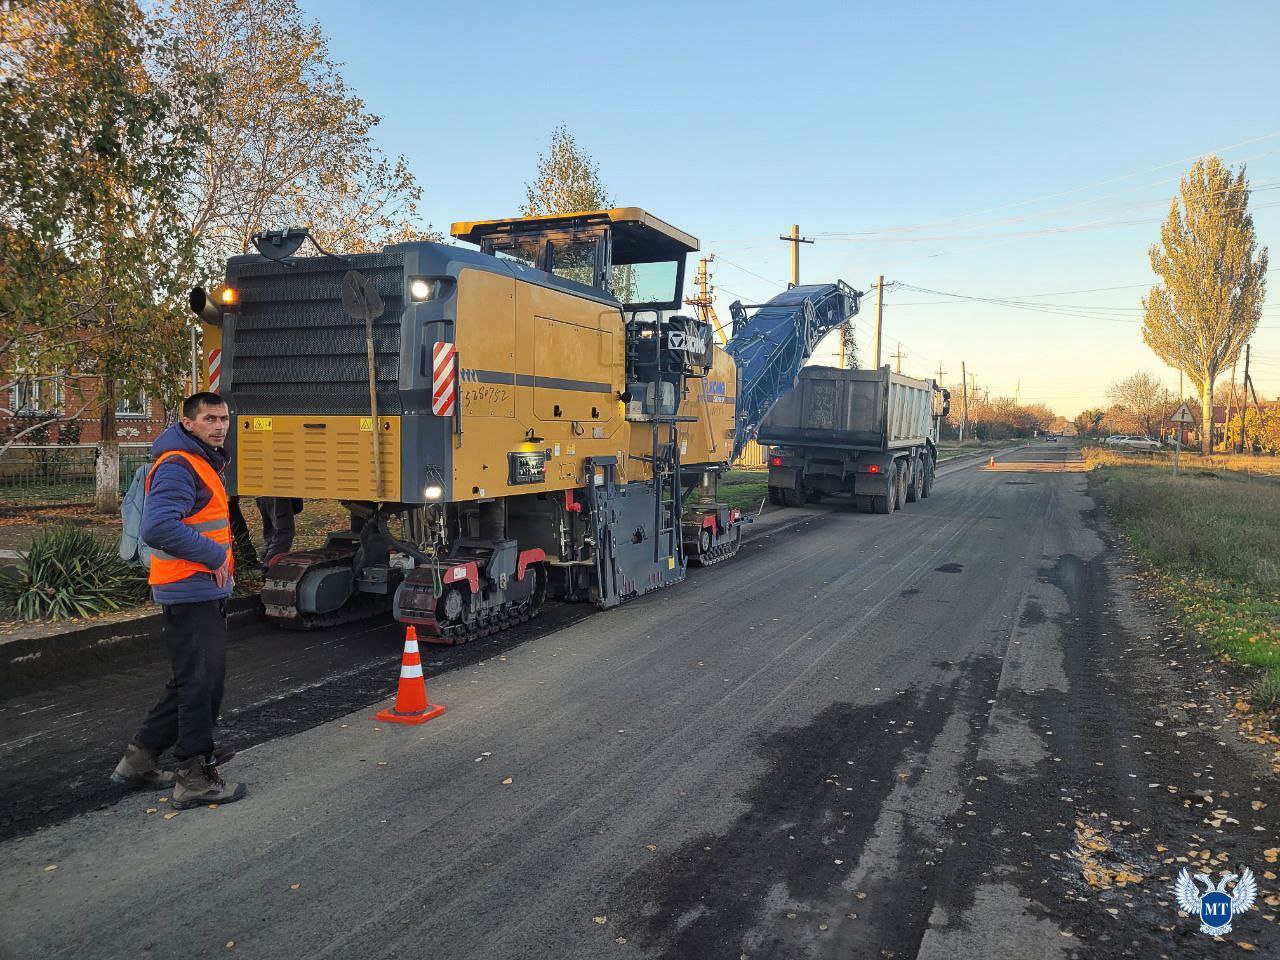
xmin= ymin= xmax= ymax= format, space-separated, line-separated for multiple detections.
xmin=760 ymin=365 xmax=950 ymax=513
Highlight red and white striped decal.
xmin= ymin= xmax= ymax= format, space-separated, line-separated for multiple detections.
xmin=208 ymin=348 xmax=222 ymax=393
xmin=431 ymin=342 xmax=457 ymax=417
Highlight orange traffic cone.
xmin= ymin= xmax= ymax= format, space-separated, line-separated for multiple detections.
xmin=375 ymin=626 xmax=446 ymax=725
xmin=988 ymin=455 xmax=996 ymax=468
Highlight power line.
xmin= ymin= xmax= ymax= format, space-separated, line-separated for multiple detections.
xmin=807 ymin=129 xmax=1280 ymax=238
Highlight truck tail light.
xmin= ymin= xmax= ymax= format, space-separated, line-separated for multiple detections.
xmin=770 ymin=456 xmax=782 ymax=467
xmin=868 ymin=463 xmax=880 ymax=474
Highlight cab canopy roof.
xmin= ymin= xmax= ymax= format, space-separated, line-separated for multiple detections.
xmin=450 ymin=207 xmax=699 ymax=264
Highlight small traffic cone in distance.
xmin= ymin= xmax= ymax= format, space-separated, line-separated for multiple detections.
xmin=988 ymin=455 xmax=996 ymax=468
xmin=376 ymin=626 xmax=445 ymax=725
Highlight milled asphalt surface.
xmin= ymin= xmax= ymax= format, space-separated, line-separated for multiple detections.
xmin=2 ymin=442 xmax=1278 ymax=959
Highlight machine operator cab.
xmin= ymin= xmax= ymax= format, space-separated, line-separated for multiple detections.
xmin=451 ymin=208 xmax=715 ymax=421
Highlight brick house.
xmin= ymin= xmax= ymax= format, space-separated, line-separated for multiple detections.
xmin=3 ymin=373 xmax=170 ymax=445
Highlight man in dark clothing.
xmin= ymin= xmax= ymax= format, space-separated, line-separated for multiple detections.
xmin=255 ymin=496 xmax=302 ymax=566
xmin=110 ymin=392 xmax=246 ymax=809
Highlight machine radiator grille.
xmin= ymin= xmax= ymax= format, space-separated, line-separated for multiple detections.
xmin=228 ymin=252 xmax=405 ymax=415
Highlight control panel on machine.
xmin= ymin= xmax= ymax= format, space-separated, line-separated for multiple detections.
xmin=508 ymin=451 xmax=546 ymax=485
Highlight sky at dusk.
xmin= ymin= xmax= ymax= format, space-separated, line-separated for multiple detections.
xmin=298 ymin=0 xmax=1280 ymax=416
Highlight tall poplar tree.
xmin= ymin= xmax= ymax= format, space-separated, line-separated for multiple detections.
xmin=1142 ymin=155 xmax=1268 ymax=453
xmin=521 ymin=125 xmax=610 ymax=216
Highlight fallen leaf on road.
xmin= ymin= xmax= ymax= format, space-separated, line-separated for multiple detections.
xmin=855 ymin=892 xmax=867 ymax=900
xmin=290 ymin=883 xmax=301 ymax=891
xmin=377 ymin=761 xmax=388 ymax=767
xmin=163 ymin=811 xmax=179 ymax=820
xmin=645 ymin=844 xmax=657 ymax=852
xmin=145 ymin=808 xmax=157 ymax=814
xmin=225 ymin=941 xmax=235 ymax=949
xmin=615 ymin=937 xmax=627 ymax=944
xmin=1263 ymin=848 xmax=1278 ymax=863
xmin=593 ymin=916 xmax=607 ymax=924
xmin=1252 ymin=801 xmax=1266 ymax=811
xmin=43 ymin=864 xmax=56 ymax=872
xmin=502 ymin=777 xmax=513 ymax=785
xmin=1239 ymin=943 xmax=1256 ymax=952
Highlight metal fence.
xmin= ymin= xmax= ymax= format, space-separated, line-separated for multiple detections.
xmin=0 ymin=444 xmax=151 ymax=503
xmin=733 ymin=440 xmax=767 ymax=469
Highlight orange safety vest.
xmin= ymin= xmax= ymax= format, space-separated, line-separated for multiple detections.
xmin=144 ymin=450 xmax=234 ymax=586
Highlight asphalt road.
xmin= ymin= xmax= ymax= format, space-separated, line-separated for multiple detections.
xmin=2 ymin=442 xmax=1278 ymax=959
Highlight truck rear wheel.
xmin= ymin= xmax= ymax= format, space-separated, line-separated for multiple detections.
xmin=921 ymin=455 xmax=936 ymax=498
xmin=872 ymin=472 xmax=896 ymax=514
xmin=767 ymin=485 xmax=784 ymax=505
xmin=780 ymin=485 xmax=806 ymax=508
xmin=906 ymin=458 xmax=924 ymax=503
xmin=894 ymin=463 xmax=908 ymax=510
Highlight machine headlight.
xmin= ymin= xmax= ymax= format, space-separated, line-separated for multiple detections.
xmin=410 ymin=277 xmax=441 ymax=302
xmin=424 ymin=483 xmax=444 ymax=500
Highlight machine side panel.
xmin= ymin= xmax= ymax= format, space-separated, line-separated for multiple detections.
xmin=677 ymin=345 xmax=736 ymax=468
xmin=446 ymin=267 xmax=627 ymax=500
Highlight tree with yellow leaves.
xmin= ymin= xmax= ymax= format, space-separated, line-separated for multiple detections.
xmin=158 ymin=0 xmax=437 ymax=275
xmin=521 ymin=124 xmax=610 ymax=217
xmin=1 ymin=0 xmax=215 ymax=509
xmin=1142 ymin=155 xmax=1268 ymax=454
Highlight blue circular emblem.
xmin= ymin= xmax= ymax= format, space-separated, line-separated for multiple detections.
xmin=1200 ymin=891 xmax=1232 ymax=930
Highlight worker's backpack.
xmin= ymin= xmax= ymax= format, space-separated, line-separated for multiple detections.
xmin=118 ymin=464 xmax=154 ymax=570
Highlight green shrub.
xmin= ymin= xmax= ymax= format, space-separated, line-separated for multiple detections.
xmin=1252 ymin=670 xmax=1280 ymax=711
xmin=0 ymin=526 xmax=147 ymax=621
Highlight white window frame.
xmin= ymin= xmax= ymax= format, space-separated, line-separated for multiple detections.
xmin=116 ymin=387 xmax=149 ymax=419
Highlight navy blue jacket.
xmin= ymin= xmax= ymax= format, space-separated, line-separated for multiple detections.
xmin=140 ymin=424 xmax=233 ymax=605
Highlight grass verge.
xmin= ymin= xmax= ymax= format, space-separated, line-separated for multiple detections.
xmin=720 ymin=470 xmax=769 ymax=512
xmin=1086 ymin=450 xmax=1280 ymax=707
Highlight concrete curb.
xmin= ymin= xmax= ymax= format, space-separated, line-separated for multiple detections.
xmin=0 ymin=595 xmax=262 ymax=694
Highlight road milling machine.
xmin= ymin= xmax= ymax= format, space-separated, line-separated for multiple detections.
xmin=192 ymin=209 xmax=750 ymax=639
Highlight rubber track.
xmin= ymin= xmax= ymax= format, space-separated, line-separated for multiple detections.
xmin=686 ymin=528 xmax=743 ymax=568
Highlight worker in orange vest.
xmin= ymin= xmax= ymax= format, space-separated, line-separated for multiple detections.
xmin=110 ymin=392 xmax=246 ymax=809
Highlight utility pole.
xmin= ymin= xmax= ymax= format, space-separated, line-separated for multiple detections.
xmin=778 ymin=224 xmax=813 ymax=288
xmin=684 ymin=255 xmax=729 ymax=345
xmin=1015 ymin=380 xmax=1021 ymax=405
xmin=873 ymin=274 xmax=885 ymax=369
xmin=1238 ymin=343 xmax=1251 ymax=453
xmin=960 ymin=361 xmax=968 ymax=442
xmin=890 ymin=343 xmax=907 ymax=374
xmin=936 ymin=362 xmax=947 ymax=385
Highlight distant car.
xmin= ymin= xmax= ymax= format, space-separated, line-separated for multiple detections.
xmin=1044 ymin=434 xmax=1058 ymax=442
xmin=1113 ymin=436 xmax=1161 ymax=451
xmin=1103 ymin=435 xmax=1130 ymax=446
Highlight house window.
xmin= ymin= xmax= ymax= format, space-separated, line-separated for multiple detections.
xmin=116 ymin=388 xmax=148 ymax=418
xmin=9 ymin=375 xmax=40 ymax=415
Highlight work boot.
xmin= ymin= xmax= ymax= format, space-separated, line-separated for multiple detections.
xmin=171 ymin=757 xmax=246 ymax=810
xmin=110 ymin=743 xmax=174 ymax=789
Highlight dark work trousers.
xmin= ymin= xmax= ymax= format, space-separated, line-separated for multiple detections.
xmin=256 ymin=496 xmax=297 ymax=565
xmin=134 ymin=600 xmax=228 ymax=763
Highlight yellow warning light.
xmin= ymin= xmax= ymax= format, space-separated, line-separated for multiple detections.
xmin=218 ymin=285 xmax=239 ymax=306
